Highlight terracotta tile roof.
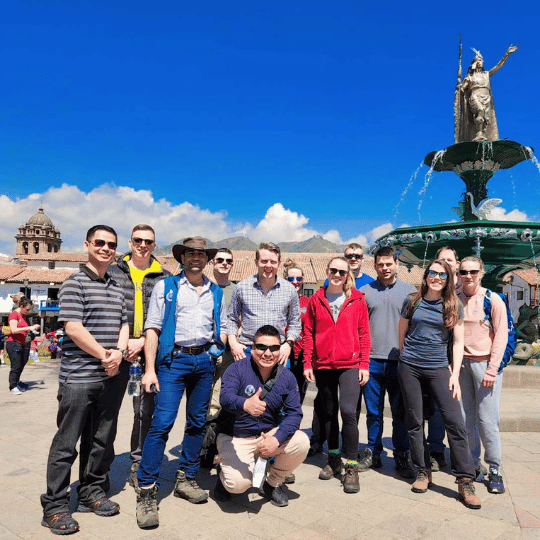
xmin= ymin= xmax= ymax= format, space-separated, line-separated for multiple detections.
xmin=503 ymin=269 xmax=540 ymax=286
xmin=20 ymin=252 xmax=88 ymax=262
xmin=0 ymin=265 xmax=26 ymax=281
xmin=5 ymin=267 xmax=74 ymax=284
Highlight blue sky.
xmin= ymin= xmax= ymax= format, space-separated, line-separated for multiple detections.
xmin=1 ymin=1 xmax=540 ymax=253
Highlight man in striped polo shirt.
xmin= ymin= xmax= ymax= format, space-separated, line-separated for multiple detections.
xmin=41 ymin=225 xmax=129 ymax=536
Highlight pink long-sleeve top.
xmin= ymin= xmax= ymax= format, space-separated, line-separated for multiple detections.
xmin=457 ymin=287 xmax=508 ymax=377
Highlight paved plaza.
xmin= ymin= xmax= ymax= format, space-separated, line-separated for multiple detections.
xmin=1 ymin=360 xmax=539 ymax=540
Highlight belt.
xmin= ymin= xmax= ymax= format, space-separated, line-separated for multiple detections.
xmin=174 ymin=343 xmax=211 ymax=355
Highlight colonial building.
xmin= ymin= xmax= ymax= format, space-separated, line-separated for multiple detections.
xmin=15 ymin=206 xmax=62 ymax=256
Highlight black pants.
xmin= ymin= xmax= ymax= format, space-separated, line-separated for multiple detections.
xmin=289 ymin=350 xmax=308 ymax=404
xmin=397 ymin=361 xmax=474 ymax=478
xmin=41 ymin=376 xmax=119 ymax=516
xmin=314 ymin=368 xmax=360 ymax=460
xmin=7 ymin=341 xmax=30 ymax=390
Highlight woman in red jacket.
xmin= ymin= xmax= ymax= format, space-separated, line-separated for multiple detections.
xmin=303 ymin=257 xmax=371 ymax=493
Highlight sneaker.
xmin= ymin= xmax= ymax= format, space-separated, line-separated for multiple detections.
xmin=395 ymin=452 xmax=415 ymax=479
xmin=136 ymin=484 xmax=159 ymax=529
xmin=174 ymin=470 xmax=208 ymax=504
xmin=41 ymin=512 xmax=79 ymax=535
xmin=259 ymin=480 xmax=288 ymax=507
xmin=77 ymin=497 xmax=120 ymax=516
xmin=458 ymin=477 xmax=482 ymax=509
xmin=356 ymin=448 xmax=382 ymax=472
xmin=411 ymin=468 xmax=432 ymax=493
xmin=342 ymin=462 xmax=360 ymax=493
xmin=429 ymin=451 xmax=446 ymax=472
xmin=10 ymin=387 xmax=23 ymax=395
xmin=127 ymin=462 xmax=139 ymax=488
xmin=487 ymin=469 xmax=505 ymax=494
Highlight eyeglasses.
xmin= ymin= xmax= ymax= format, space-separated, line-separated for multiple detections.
xmin=132 ymin=237 xmax=155 ymax=246
xmin=329 ymin=268 xmax=348 ymax=277
xmin=215 ymin=257 xmax=233 ymax=264
xmin=91 ymin=240 xmax=117 ymax=250
xmin=427 ymin=270 xmax=448 ymax=280
xmin=287 ymin=276 xmax=303 ymax=282
xmin=253 ymin=343 xmax=281 ymax=353
xmin=459 ymin=269 xmax=481 ymax=276
xmin=345 ymin=253 xmax=363 ymax=260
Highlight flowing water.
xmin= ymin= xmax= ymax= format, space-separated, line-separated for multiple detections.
xmin=394 ymin=160 xmax=424 ymax=221
xmin=417 ymin=150 xmax=446 ymax=222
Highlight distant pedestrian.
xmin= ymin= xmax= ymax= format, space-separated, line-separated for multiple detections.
xmin=6 ymin=296 xmax=40 ymax=395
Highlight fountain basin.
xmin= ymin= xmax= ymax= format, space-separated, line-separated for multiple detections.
xmin=371 ymin=220 xmax=540 ymax=268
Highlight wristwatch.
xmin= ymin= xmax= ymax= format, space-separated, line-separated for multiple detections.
xmin=116 ymin=347 xmax=127 ymax=359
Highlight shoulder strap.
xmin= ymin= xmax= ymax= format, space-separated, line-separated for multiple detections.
xmin=483 ymin=289 xmax=493 ymax=325
xmin=260 ymin=364 xmax=285 ymax=400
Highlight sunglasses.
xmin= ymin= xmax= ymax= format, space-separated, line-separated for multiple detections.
xmin=132 ymin=237 xmax=155 ymax=246
xmin=427 ymin=270 xmax=448 ymax=280
xmin=91 ymin=240 xmax=117 ymax=250
xmin=287 ymin=276 xmax=303 ymax=282
xmin=215 ymin=257 xmax=233 ymax=264
xmin=329 ymin=268 xmax=348 ymax=277
xmin=459 ymin=269 xmax=481 ymax=276
xmin=345 ymin=253 xmax=363 ymax=260
xmin=253 ymin=343 xmax=281 ymax=353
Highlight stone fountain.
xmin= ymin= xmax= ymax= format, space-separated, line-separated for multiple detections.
xmin=371 ymin=43 xmax=540 ymax=288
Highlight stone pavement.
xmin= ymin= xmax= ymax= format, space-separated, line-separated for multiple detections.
xmin=1 ymin=360 xmax=539 ymax=540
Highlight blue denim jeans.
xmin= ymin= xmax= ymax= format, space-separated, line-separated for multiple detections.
xmin=138 ymin=351 xmax=214 ymax=486
xmin=41 ymin=377 xmax=118 ymax=516
xmin=363 ymin=358 xmax=409 ymax=458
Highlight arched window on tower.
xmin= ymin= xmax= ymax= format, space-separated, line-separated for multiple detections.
xmin=33 ymin=242 xmax=40 ymax=254
xmin=48 ymin=243 xmax=52 ymax=252
xmin=23 ymin=242 xmax=29 ymax=255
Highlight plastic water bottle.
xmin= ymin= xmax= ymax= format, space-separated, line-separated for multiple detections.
xmin=127 ymin=359 xmax=142 ymax=397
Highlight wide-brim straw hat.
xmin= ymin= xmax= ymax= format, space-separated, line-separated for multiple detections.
xmin=172 ymin=236 xmax=218 ymax=264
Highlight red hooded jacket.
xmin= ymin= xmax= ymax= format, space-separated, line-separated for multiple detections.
xmin=302 ymin=287 xmax=371 ymax=371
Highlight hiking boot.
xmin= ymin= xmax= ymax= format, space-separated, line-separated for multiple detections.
xmin=127 ymin=462 xmax=139 ymax=488
xmin=174 ymin=470 xmax=208 ymax=504
xmin=356 ymin=448 xmax=382 ymax=472
xmin=342 ymin=463 xmax=360 ymax=494
xmin=458 ymin=477 xmax=482 ymax=509
xmin=259 ymin=480 xmax=288 ymax=507
xmin=429 ymin=451 xmax=446 ymax=472
xmin=319 ymin=452 xmax=342 ymax=480
xmin=77 ymin=497 xmax=119 ymax=516
xmin=213 ymin=473 xmax=231 ymax=502
xmin=395 ymin=452 xmax=415 ymax=478
xmin=487 ymin=469 xmax=505 ymax=494
xmin=136 ymin=484 xmax=159 ymax=529
xmin=41 ymin=512 xmax=79 ymax=535
xmin=411 ymin=468 xmax=432 ymax=493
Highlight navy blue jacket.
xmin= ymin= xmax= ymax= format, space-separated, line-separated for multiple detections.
xmin=220 ymin=357 xmax=303 ymax=445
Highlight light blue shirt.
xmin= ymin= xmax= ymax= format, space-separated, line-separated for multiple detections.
xmin=145 ymin=274 xmax=227 ymax=347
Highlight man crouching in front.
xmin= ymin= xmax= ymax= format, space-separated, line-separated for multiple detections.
xmin=214 ymin=325 xmax=309 ymax=507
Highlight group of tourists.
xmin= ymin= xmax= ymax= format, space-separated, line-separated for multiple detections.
xmin=37 ymin=224 xmax=508 ymax=535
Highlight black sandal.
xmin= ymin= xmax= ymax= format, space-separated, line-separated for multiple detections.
xmin=41 ymin=512 xmax=79 ymax=535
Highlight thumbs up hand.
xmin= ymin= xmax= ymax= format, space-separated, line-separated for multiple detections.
xmin=243 ymin=387 xmax=267 ymax=417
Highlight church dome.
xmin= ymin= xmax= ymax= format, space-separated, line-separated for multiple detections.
xmin=26 ymin=207 xmax=54 ymax=228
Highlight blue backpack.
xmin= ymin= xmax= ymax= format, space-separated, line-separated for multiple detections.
xmin=483 ymin=289 xmax=516 ymax=372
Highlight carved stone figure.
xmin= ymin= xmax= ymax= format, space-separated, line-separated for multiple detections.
xmin=455 ymin=45 xmax=519 ymax=143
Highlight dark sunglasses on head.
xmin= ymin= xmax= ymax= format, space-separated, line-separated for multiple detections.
xmin=345 ymin=253 xmax=363 ymax=260
xmin=215 ymin=257 xmax=233 ymax=264
xmin=253 ymin=343 xmax=281 ymax=353
xmin=91 ymin=240 xmax=117 ymax=250
xmin=329 ymin=268 xmax=347 ymax=277
xmin=132 ymin=237 xmax=155 ymax=246
xmin=427 ymin=270 xmax=448 ymax=280
xmin=459 ymin=269 xmax=480 ymax=276
xmin=287 ymin=276 xmax=303 ymax=282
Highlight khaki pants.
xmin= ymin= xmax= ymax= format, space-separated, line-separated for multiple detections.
xmin=207 ymin=349 xmax=235 ymax=421
xmin=217 ymin=428 xmax=309 ymax=493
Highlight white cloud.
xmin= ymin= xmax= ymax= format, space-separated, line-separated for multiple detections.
xmin=487 ymin=207 xmax=529 ymax=222
xmin=0 ymin=185 xmax=398 ymax=255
